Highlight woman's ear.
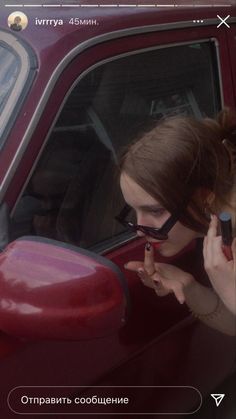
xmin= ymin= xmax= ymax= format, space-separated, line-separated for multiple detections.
xmin=194 ymin=188 xmax=215 ymax=208
xmin=204 ymin=190 xmax=215 ymax=209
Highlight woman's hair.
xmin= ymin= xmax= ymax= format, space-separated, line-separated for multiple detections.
xmin=119 ymin=108 xmax=236 ymax=234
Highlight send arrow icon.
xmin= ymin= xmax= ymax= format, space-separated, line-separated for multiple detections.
xmin=211 ymin=394 xmax=225 ymax=407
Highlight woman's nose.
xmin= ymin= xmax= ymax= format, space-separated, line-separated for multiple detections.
xmin=136 ymin=229 xmax=145 ymax=238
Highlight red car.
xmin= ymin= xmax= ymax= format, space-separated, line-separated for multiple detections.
xmin=0 ymin=1 xmax=235 ymax=417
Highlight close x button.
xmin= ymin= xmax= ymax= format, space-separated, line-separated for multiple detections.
xmin=217 ymin=15 xmax=230 ymax=28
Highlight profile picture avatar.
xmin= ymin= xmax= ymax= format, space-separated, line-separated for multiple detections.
xmin=8 ymin=11 xmax=28 ymax=32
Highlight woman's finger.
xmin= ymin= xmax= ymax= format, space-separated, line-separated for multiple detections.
xmin=231 ymin=238 xmax=236 ymax=272
xmin=124 ymin=261 xmax=144 ymax=272
xmin=211 ymin=235 xmax=228 ymax=266
xmin=154 ymin=273 xmax=186 ymax=304
xmin=138 ymin=268 xmax=155 ymax=289
xmin=203 ymin=236 xmax=208 ymax=260
xmin=204 ymin=215 xmax=219 ymax=266
xmin=207 ymin=214 xmax=218 ymax=239
xmin=152 ymin=275 xmax=169 ymax=297
xmin=144 ymin=242 xmax=156 ymax=276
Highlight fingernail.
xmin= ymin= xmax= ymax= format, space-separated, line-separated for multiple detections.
xmin=138 ymin=268 xmax=144 ymax=274
xmin=145 ymin=242 xmax=152 ymax=251
xmin=153 ymin=278 xmax=160 ymax=284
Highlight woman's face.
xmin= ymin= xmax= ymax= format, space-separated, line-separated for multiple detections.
xmin=120 ymin=172 xmax=202 ymax=257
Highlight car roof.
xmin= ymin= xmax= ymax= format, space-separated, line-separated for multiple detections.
xmin=0 ymin=1 xmax=235 ymax=57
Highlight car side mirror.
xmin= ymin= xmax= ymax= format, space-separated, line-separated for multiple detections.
xmin=0 ymin=237 xmax=129 ymax=340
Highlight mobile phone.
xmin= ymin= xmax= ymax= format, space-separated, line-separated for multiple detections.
xmin=219 ymin=212 xmax=233 ymax=261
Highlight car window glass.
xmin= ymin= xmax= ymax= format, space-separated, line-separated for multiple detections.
xmin=0 ymin=45 xmax=20 ymax=115
xmin=11 ymin=41 xmax=221 ymax=251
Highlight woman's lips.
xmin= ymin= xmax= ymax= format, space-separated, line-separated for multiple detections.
xmin=151 ymin=241 xmax=165 ymax=249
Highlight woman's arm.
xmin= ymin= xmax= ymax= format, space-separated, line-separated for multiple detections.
xmin=184 ymin=277 xmax=236 ymax=336
xmin=203 ymin=215 xmax=236 ymax=315
xmin=125 ymin=243 xmax=236 ymax=336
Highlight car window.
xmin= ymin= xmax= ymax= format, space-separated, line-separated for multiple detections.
xmin=11 ymin=40 xmax=221 ymax=251
xmin=0 ymin=46 xmax=20 ymax=115
xmin=0 ymin=43 xmax=21 ymax=141
xmin=0 ymin=33 xmax=37 ymax=143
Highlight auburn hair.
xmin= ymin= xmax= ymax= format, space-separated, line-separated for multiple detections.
xmin=119 ymin=108 xmax=236 ymax=234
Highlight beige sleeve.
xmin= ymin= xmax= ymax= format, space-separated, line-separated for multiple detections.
xmin=184 ymin=281 xmax=236 ymax=336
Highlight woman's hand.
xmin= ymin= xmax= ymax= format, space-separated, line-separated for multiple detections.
xmin=203 ymin=215 xmax=236 ymax=315
xmin=124 ymin=242 xmax=194 ymax=304
xmin=124 ymin=238 xmax=236 ymax=335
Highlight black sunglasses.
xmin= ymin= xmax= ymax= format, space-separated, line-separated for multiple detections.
xmin=115 ymin=204 xmax=178 ymax=241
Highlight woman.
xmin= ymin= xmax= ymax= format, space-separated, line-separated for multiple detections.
xmin=118 ymin=108 xmax=236 ymax=335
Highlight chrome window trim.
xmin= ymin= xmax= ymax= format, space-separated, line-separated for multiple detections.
xmin=0 ymin=18 xmax=230 ymax=200
xmin=0 ymin=32 xmax=33 ymax=140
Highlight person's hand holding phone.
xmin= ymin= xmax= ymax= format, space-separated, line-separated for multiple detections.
xmin=203 ymin=215 xmax=236 ymax=315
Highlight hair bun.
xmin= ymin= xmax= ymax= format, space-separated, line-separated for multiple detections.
xmin=217 ymin=107 xmax=236 ymax=145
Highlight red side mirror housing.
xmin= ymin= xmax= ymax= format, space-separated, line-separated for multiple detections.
xmin=0 ymin=237 xmax=129 ymax=340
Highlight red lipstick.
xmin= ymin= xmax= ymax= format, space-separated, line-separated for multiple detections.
xmin=219 ymin=212 xmax=233 ymax=261
xmin=152 ymin=242 xmax=164 ymax=250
